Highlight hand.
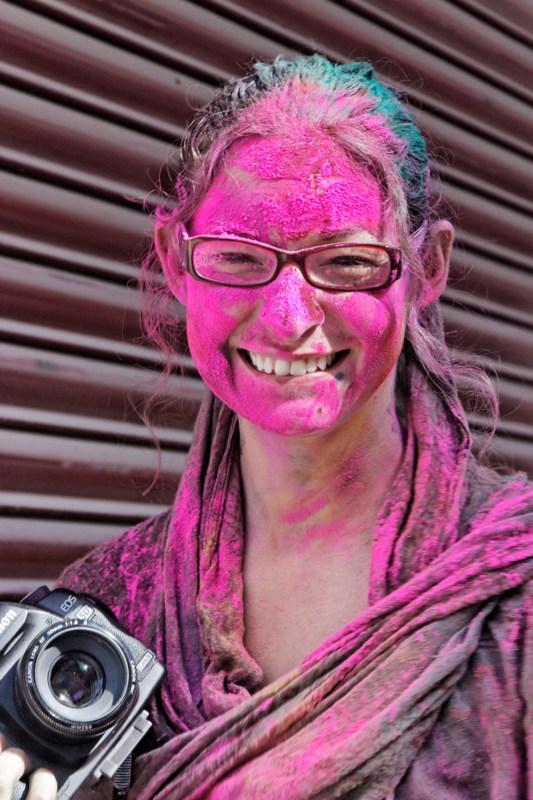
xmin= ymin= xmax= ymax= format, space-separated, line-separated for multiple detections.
xmin=0 ymin=736 xmax=57 ymax=800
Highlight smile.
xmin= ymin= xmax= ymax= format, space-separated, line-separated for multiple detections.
xmin=238 ymin=349 xmax=349 ymax=376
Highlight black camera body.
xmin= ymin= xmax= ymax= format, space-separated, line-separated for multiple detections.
xmin=0 ymin=587 xmax=164 ymax=799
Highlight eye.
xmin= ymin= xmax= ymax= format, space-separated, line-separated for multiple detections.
xmin=213 ymin=251 xmax=263 ymax=265
xmin=322 ymin=255 xmax=376 ymax=268
xmin=312 ymin=245 xmax=390 ymax=271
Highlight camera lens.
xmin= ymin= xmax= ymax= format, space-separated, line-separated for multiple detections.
xmin=17 ymin=624 xmax=137 ymax=739
xmin=50 ymin=652 xmax=104 ymax=708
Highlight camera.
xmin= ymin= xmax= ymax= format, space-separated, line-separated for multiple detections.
xmin=0 ymin=586 xmax=164 ymax=799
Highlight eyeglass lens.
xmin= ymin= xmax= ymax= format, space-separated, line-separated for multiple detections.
xmin=192 ymin=240 xmax=392 ymax=289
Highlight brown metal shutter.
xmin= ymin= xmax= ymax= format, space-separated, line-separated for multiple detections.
xmin=1 ymin=0 xmax=532 ymax=598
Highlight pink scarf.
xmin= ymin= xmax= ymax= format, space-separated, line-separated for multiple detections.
xmin=60 ymin=343 xmax=533 ymax=799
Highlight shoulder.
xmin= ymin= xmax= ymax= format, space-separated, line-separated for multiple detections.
xmin=56 ymin=508 xmax=172 ymax=637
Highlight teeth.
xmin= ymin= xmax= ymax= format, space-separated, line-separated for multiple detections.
xmin=274 ymin=359 xmax=290 ymax=376
xmin=290 ymin=359 xmax=307 ymax=376
xmin=246 ymin=350 xmax=339 ymax=375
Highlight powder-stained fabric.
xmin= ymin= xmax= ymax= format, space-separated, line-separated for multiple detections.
xmin=59 ymin=319 xmax=533 ymax=799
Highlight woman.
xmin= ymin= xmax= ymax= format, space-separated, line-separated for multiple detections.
xmin=3 ymin=55 xmax=532 ymax=800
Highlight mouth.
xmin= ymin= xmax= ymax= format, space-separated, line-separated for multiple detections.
xmin=237 ymin=348 xmax=349 ymax=377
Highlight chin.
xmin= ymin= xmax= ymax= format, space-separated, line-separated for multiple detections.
xmin=235 ymin=396 xmax=349 ymax=437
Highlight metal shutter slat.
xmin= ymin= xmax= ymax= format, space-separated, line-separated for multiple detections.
xmin=0 ymin=234 xmax=140 ymax=282
xmin=453 ymin=0 xmax=533 ymax=45
xmin=449 ymin=251 xmax=533 ymax=319
xmin=474 ymin=433 xmax=533 ymax=475
xmin=0 ymin=405 xmax=193 ymax=447
xmin=0 ymin=257 xmax=143 ymax=340
xmin=0 ymin=84 xmax=173 ymax=205
xmin=1 ymin=171 xmax=147 ymax=260
xmin=1 ymin=3 xmax=210 ymax=138
xmin=17 ymin=0 xmax=299 ymax=82
xmin=455 ymin=230 xmax=533 ymax=274
xmin=444 ymin=287 xmax=533 ymax=330
xmin=443 ymin=304 xmax=533 ymax=372
xmin=0 ymin=429 xmax=186 ymax=501
xmin=420 ymin=110 xmax=533 ymax=208
xmin=0 ymin=317 xmax=182 ymax=367
xmin=0 ymin=518 xmax=127 ymax=547
xmin=444 ymin=183 xmax=532 ymax=261
xmin=342 ymin=0 xmax=533 ymax=103
xmin=496 ymin=377 xmax=533 ymax=428
xmin=0 ymin=341 xmax=203 ymax=423
xmin=0 ymin=492 xmax=169 ymax=520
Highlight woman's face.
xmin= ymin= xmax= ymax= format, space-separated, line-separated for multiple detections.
xmin=179 ymin=134 xmax=411 ymax=436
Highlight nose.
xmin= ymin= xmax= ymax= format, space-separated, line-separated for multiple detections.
xmin=258 ymin=263 xmax=325 ymax=342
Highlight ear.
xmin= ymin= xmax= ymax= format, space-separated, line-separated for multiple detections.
xmin=418 ymin=219 xmax=454 ymax=308
xmin=154 ymin=220 xmax=188 ymax=307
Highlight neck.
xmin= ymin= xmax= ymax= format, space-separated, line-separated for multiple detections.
xmin=239 ymin=373 xmax=404 ymax=555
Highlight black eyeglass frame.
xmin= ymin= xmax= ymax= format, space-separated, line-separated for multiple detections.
xmin=176 ymin=225 xmax=403 ymax=292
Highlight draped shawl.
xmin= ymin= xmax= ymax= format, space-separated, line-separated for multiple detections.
xmin=59 ymin=327 xmax=533 ymax=800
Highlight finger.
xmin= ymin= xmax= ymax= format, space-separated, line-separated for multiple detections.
xmin=28 ymin=769 xmax=58 ymax=800
xmin=0 ymin=749 xmax=29 ymax=800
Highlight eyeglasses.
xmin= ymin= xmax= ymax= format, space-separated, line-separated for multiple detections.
xmin=177 ymin=225 xmax=403 ymax=292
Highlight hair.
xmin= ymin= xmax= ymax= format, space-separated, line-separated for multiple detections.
xmin=140 ymin=54 xmax=498 ymax=450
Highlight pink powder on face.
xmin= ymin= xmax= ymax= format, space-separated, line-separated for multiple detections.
xmin=194 ymin=134 xmax=385 ymax=244
xmin=183 ymin=134 xmax=409 ymax=438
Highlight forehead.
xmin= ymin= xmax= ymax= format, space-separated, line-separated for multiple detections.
xmin=190 ymin=134 xmax=385 ymax=245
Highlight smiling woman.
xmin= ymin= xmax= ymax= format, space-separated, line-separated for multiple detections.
xmin=160 ymin=134 xmax=416 ymax=441
xmin=6 ymin=55 xmax=532 ymax=800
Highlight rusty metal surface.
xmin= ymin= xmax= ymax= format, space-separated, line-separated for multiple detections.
xmin=1 ymin=2 xmax=210 ymax=138
xmin=341 ymin=0 xmax=533 ymax=101
xmin=0 ymin=0 xmax=531 ymax=597
xmin=0 ymin=428 xmax=186 ymax=500
xmin=452 ymin=0 xmax=533 ymax=45
xmin=0 ymin=341 xmax=202 ymax=422
xmin=0 ymin=83 xmax=173 ymax=204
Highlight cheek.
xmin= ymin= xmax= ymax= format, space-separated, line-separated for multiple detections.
xmin=185 ymin=283 xmax=251 ymax=378
xmin=187 ymin=296 xmax=230 ymax=358
xmin=338 ymin=293 xmax=405 ymax=348
xmin=334 ymin=293 xmax=408 ymax=395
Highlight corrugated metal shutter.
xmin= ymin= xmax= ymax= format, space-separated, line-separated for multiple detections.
xmin=1 ymin=0 xmax=532 ymax=598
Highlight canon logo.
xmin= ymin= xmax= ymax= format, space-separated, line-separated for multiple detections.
xmin=0 ymin=609 xmax=17 ymax=634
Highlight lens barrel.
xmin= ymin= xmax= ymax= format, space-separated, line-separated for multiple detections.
xmin=16 ymin=621 xmax=137 ymax=740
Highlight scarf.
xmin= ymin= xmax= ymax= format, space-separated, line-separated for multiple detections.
xmin=60 ymin=331 xmax=533 ymax=800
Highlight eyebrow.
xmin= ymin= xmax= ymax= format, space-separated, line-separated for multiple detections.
xmin=211 ymin=229 xmax=257 ymax=239
xmin=318 ymin=228 xmax=372 ymax=242
xmin=210 ymin=228 xmax=376 ymax=243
